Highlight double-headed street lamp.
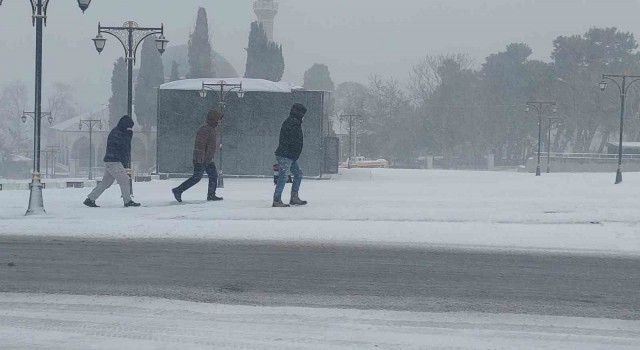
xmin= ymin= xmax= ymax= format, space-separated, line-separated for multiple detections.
xmin=22 ymin=110 xmax=53 ymax=125
xmin=0 ymin=0 xmax=93 ymax=215
xmin=546 ymin=117 xmax=562 ymax=174
xmin=199 ymin=80 xmax=245 ymax=188
xmin=78 ymin=119 xmax=103 ymax=180
xmin=526 ymin=102 xmax=557 ymax=176
xmin=599 ymin=74 xmax=640 ymax=184
xmin=92 ymin=21 xmax=168 ymax=193
xmin=339 ymin=114 xmax=363 ymax=169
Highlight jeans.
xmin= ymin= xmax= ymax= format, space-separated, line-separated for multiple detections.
xmin=88 ymin=162 xmax=132 ymax=203
xmin=274 ymin=156 xmax=302 ymax=199
xmin=175 ymin=162 xmax=218 ymax=195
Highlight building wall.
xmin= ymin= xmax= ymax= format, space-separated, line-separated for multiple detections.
xmin=157 ymin=89 xmax=329 ymax=177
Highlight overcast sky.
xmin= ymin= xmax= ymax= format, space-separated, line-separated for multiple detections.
xmin=1 ymin=0 xmax=640 ymax=110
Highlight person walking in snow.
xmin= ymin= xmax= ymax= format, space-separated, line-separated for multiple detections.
xmin=273 ymin=103 xmax=308 ymax=207
xmin=172 ymin=109 xmax=224 ymax=202
xmin=84 ymin=115 xmax=140 ymax=208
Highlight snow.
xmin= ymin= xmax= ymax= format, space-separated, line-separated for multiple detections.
xmin=1 ymin=293 xmax=638 ymax=350
xmin=1 ymin=169 xmax=640 ymax=256
xmin=160 ymin=78 xmax=298 ymax=93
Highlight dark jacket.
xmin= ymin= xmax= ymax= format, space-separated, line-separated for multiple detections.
xmin=275 ymin=103 xmax=307 ymax=161
xmin=193 ymin=109 xmax=222 ymax=164
xmin=103 ymin=115 xmax=134 ymax=167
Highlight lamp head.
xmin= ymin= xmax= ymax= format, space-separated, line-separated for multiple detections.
xmin=525 ymin=106 xmax=530 ymax=113
xmin=93 ymin=33 xmax=106 ymax=54
xmin=199 ymin=89 xmax=207 ymax=98
xmin=237 ymin=88 xmax=245 ymax=99
xmin=47 ymin=115 xmax=54 ymax=124
xmin=599 ymin=80 xmax=607 ymax=92
xmin=155 ymin=34 xmax=169 ymax=55
xmin=21 ymin=115 xmax=27 ymax=123
xmin=77 ymin=0 xmax=92 ymax=13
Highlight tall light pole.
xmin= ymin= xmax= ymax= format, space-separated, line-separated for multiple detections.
xmin=92 ymin=21 xmax=168 ymax=193
xmin=546 ymin=117 xmax=562 ymax=173
xmin=78 ymin=119 xmax=102 ymax=180
xmin=340 ymin=114 xmax=362 ymax=169
xmin=199 ymin=80 xmax=245 ymax=188
xmin=526 ymin=102 xmax=557 ymax=176
xmin=599 ymin=74 xmax=640 ymax=184
xmin=0 ymin=0 xmax=93 ymax=215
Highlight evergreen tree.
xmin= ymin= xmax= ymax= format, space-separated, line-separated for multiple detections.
xmin=188 ymin=7 xmax=214 ymax=78
xmin=303 ymin=63 xmax=335 ymax=91
xmin=170 ymin=60 xmax=180 ymax=81
xmin=108 ymin=57 xmax=128 ymax=128
xmin=134 ymin=37 xmax=165 ymax=132
xmin=244 ymin=22 xmax=285 ymax=81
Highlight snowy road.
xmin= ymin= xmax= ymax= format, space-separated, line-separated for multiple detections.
xmin=2 ymin=236 xmax=639 ymax=320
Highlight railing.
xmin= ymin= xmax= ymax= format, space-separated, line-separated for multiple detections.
xmin=534 ymin=153 xmax=640 ymax=160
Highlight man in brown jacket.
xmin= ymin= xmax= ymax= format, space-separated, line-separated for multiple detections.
xmin=172 ymin=109 xmax=224 ymax=202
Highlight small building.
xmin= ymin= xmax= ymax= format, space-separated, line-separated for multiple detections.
xmin=606 ymin=142 xmax=640 ymax=155
xmin=157 ymin=78 xmax=336 ymax=177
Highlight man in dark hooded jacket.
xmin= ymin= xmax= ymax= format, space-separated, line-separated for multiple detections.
xmin=84 ymin=115 xmax=140 ymax=207
xmin=172 ymin=109 xmax=223 ymax=202
xmin=273 ymin=103 xmax=308 ymax=207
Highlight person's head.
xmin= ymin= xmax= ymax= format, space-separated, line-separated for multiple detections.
xmin=207 ymin=109 xmax=223 ymax=128
xmin=290 ymin=103 xmax=307 ymax=121
xmin=117 ymin=115 xmax=134 ymax=131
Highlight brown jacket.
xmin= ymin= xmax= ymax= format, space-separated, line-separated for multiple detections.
xmin=193 ymin=109 xmax=223 ymax=164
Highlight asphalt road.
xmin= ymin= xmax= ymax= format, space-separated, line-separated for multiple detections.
xmin=1 ymin=236 xmax=638 ymax=320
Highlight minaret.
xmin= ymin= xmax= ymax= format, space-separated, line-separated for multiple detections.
xmin=254 ymin=0 xmax=278 ymax=42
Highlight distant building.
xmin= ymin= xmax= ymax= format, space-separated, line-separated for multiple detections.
xmin=254 ymin=0 xmax=278 ymax=42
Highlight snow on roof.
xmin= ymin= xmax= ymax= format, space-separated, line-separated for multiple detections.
xmin=606 ymin=141 xmax=640 ymax=149
xmin=160 ymin=78 xmax=299 ymax=93
xmin=50 ymin=106 xmax=142 ymax=132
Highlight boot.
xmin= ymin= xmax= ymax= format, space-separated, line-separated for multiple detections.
xmin=83 ymin=198 xmax=99 ymax=208
xmin=124 ymin=200 xmax=141 ymax=207
xmin=207 ymin=194 xmax=223 ymax=201
xmin=272 ymin=196 xmax=290 ymax=208
xmin=290 ymin=192 xmax=308 ymax=206
xmin=172 ymin=188 xmax=182 ymax=203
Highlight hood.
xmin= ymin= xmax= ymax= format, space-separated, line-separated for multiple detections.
xmin=117 ymin=115 xmax=134 ymax=130
xmin=207 ymin=109 xmax=223 ymax=127
xmin=289 ymin=103 xmax=307 ymax=121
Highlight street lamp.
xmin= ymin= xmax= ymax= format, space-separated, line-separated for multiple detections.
xmin=22 ymin=110 xmax=53 ymax=125
xmin=92 ymin=21 xmax=168 ymax=194
xmin=526 ymin=102 xmax=557 ymax=176
xmin=78 ymin=119 xmax=103 ymax=180
xmin=599 ymin=74 xmax=640 ymax=184
xmin=0 ymin=0 xmax=91 ymax=215
xmin=340 ymin=114 xmax=363 ymax=169
xmin=546 ymin=117 xmax=562 ymax=173
xmin=199 ymin=80 xmax=245 ymax=188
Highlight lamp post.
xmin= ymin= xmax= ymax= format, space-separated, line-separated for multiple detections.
xmin=0 ymin=0 xmax=93 ymax=215
xmin=92 ymin=21 xmax=168 ymax=193
xmin=526 ymin=102 xmax=557 ymax=176
xmin=22 ymin=110 xmax=53 ymax=125
xmin=340 ymin=114 xmax=362 ymax=169
xmin=546 ymin=117 xmax=562 ymax=173
xmin=599 ymin=74 xmax=640 ymax=184
xmin=199 ymin=80 xmax=245 ymax=188
xmin=78 ymin=119 xmax=102 ymax=180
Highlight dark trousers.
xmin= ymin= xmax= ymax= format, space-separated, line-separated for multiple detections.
xmin=175 ymin=162 xmax=218 ymax=195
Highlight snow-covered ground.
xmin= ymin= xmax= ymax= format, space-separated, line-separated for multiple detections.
xmin=1 ymin=169 xmax=640 ymax=255
xmin=1 ymin=293 xmax=638 ymax=350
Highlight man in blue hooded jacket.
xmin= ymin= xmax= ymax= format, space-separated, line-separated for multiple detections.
xmin=84 ymin=115 xmax=140 ymax=208
xmin=273 ymin=103 xmax=308 ymax=207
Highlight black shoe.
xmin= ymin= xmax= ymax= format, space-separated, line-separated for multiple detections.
xmin=207 ymin=194 xmax=223 ymax=201
xmin=83 ymin=198 xmax=99 ymax=208
xmin=172 ymin=188 xmax=182 ymax=203
xmin=124 ymin=200 xmax=141 ymax=207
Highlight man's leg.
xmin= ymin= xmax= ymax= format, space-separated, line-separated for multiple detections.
xmin=109 ymin=163 xmax=133 ymax=204
xmin=274 ymin=157 xmax=292 ymax=201
xmin=174 ymin=163 xmax=205 ymax=193
xmin=289 ymin=161 xmax=307 ymax=205
xmin=205 ymin=162 xmax=221 ymax=200
xmin=87 ymin=165 xmax=115 ymax=201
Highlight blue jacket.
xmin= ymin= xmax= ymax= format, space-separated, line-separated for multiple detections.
xmin=103 ymin=115 xmax=134 ymax=167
